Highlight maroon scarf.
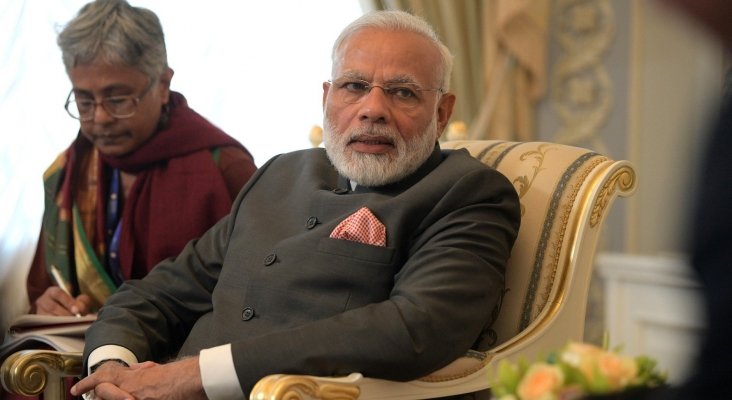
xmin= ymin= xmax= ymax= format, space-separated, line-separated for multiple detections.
xmin=97 ymin=91 xmax=246 ymax=280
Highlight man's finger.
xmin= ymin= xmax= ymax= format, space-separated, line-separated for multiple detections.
xmin=71 ymin=375 xmax=97 ymax=397
xmin=91 ymin=382 xmax=134 ymax=400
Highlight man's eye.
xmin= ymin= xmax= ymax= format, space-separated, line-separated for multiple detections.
xmin=388 ymin=86 xmax=417 ymax=99
xmin=343 ymin=81 xmax=369 ymax=92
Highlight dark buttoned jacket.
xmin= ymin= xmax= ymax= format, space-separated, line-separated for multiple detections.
xmin=83 ymin=144 xmax=521 ymax=395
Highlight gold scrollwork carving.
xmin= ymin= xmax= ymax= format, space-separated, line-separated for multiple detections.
xmin=250 ymin=375 xmax=360 ymax=400
xmin=552 ymin=0 xmax=615 ymax=152
xmin=514 ymin=144 xmax=555 ymax=216
xmin=590 ymin=165 xmax=636 ymax=227
xmin=1 ymin=350 xmax=82 ymax=397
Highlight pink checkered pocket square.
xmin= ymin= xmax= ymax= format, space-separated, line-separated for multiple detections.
xmin=329 ymin=207 xmax=386 ymax=247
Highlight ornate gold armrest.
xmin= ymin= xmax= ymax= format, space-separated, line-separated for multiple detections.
xmin=251 ymin=373 xmax=362 ymax=400
xmin=250 ymin=352 xmax=492 ymax=400
xmin=1 ymin=350 xmax=83 ymax=399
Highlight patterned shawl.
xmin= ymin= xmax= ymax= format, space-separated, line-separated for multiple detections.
xmin=36 ymin=92 xmax=246 ymax=307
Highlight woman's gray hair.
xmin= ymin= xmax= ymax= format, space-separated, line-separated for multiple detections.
xmin=331 ymin=10 xmax=453 ymax=91
xmin=57 ymin=0 xmax=168 ymax=83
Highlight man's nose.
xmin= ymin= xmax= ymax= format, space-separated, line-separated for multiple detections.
xmin=357 ymin=86 xmax=390 ymax=123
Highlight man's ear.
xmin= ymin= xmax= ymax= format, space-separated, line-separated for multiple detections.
xmin=435 ymin=93 xmax=456 ymax=139
xmin=322 ymin=81 xmax=331 ymax=110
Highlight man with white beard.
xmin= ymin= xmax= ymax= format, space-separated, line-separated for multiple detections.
xmin=73 ymin=10 xmax=521 ymax=400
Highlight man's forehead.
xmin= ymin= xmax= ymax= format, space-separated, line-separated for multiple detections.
xmin=339 ymin=28 xmax=434 ymax=53
xmin=333 ymin=30 xmax=440 ymax=84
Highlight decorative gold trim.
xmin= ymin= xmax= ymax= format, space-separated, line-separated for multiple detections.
xmin=525 ymin=154 xmax=605 ymax=325
xmin=590 ymin=165 xmax=636 ymax=227
xmin=513 ymin=144 xmax=554 ymax=216
xmin=250 ymin=375 xmax=360 ymax=400
xmin=1 ymin=350 xmax=82 ymax=398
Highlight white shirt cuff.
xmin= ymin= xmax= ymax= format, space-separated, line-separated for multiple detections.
xmin=87 ymin=345 xmax=138 ymax=375
xmin=200 ymin=344 xmax=244 ymax=400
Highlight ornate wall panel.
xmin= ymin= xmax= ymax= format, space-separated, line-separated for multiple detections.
xmin=551 ymin=0 xmax=615 ymax=153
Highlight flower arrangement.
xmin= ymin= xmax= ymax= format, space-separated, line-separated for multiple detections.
xmin=492 ymin=341 xmax=667 ymax=400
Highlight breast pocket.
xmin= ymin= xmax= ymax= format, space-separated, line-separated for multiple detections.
xmin=317 ymin=237 xmax=396 ymax=265
xmin=316 ymin=237 xmax=399 ymax=308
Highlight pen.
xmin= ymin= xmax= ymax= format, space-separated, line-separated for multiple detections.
xmin=50 ymin=264 xmax=82 ymax=317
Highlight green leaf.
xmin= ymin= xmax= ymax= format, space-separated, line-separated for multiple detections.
xmin=493 ymin=359 xmax=522 ymax=396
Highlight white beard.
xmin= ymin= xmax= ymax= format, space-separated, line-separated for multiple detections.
xmin=322 ymin=112 xmax=438 ymax=187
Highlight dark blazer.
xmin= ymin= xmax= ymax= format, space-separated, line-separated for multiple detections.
xmin=679 ymin=93 xmax=732 ymax=399
xmin=585 ymin=90 xmax=732 ymax=400
xmin=83 ymin=144 xmax=521 ymax=395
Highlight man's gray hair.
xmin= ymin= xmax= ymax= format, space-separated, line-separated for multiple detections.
xmin=331 ymin=10 xmax=453 ymax=91
xmin=57 ymin=0 xmax=168 ymax=83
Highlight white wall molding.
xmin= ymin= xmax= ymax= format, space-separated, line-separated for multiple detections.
xmin=597 ymin=252 xmax=705 ymax=384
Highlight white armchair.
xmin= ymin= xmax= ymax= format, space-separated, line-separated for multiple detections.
xmin=1 ymin=140 xmax=637 ymax=400
xmin=249 ymin=139 xmax=637 ymax=399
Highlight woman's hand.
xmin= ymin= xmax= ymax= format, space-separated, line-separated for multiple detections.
xmin=34 ymin=286 xmax=93 ymax=316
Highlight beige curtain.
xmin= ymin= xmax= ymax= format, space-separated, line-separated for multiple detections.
xmin=360 ymin=0 xmax=549 ymax=141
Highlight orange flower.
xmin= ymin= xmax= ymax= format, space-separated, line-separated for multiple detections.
xmin=596 ymin=351 xmax=638 ymax=389
xmin=516 ymin=363 xmax=564 ymax=400
xmin=560 ymin=342 xmax=638 ymax=391
xmin=492 ymin=341 xmax=666 ymax=400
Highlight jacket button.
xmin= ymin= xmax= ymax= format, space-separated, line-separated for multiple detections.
xmin=264 ymin=253 xmax=277 ymax=266
xmin=242 ymin=307 xmax=255 ymax=321
xmin=306 ymin=216 xmax=318 ymax=229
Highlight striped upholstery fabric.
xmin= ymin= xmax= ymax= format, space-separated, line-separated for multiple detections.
xmin=440 ymin=140 xmax=634 ymax=348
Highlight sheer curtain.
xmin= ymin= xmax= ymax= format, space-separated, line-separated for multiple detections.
xmin=0 ymin=0 xmax=362 ymax=337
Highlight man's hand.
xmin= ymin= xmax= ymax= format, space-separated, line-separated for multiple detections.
xmin=34 ymin=286 xmax=93 ymax=316
xmin=71 ymin=356 xmax=207 ymax=400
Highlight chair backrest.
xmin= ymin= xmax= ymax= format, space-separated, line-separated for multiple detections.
xmin=440 ymin=140 xmax=636 ymax=350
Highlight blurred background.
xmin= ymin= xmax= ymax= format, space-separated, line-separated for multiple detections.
xmin=1 ymin=0 xmax=726 ymax=385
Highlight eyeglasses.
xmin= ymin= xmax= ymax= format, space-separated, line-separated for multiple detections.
xmin=64 ymin=82 xmax=154 ymax=121
xmin=328 ymin=77 xmax=444 ymax=110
